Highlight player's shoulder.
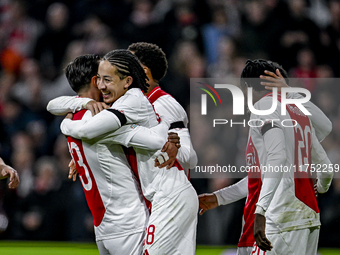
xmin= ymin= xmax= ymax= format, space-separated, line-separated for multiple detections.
xmin=255 ymin=94 xmax=281 ymax=110
xmin=156 ymin=93 xmax=184 ymax=109
xmin=114 ymin=88 xmax=147 ymax=108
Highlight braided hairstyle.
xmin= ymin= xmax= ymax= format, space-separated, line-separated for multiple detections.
xmin=65 ymin=54 xmax=100 ymax=93
xmin=128 ymin=42 xmax=168 ymax=82
xmin=102 ymin=49 xmax=149 ymax=93
xmin=240 ymin=59 xmax=289 ymax=92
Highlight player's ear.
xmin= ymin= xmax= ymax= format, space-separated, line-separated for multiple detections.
xmin=124 ymin=76 xmax=133 ymax=89
xmin=143 ymin=66 xmax=148 ymax=75
xmin=143 ymin=66 xmax=154 ymax=82
xmin=91 ymin=76 xmax=98 ymax=88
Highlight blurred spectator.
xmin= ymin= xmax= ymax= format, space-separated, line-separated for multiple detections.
xmin=206 ymin=36 xmax=237 ymax=78
xmin=308 ymin=0 xmax=331 ymax=29
xmin=33 ymin=2 xmax=73 ymax=80
xmin=322 ymin=0 xmax=340 ymax=76
xmin=11 ymin=58 xmax=51 ymax=111
xmin=73 ymin=15 xmax=117 ymax=56
xmin=276 ymin=0 xmax=322 ymax=70
xmin=239 ymin=0 xmax=285 ymax=59
xmin=201 ymin=6 xmax=234 ymax=66
xmin=0 ymin=0 xmax=43 ymax=74
xmin=290 ymin=48 xmax=318 ymax=92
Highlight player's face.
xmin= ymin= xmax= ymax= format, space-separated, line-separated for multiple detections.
xmin=97 ymin=60 xmax=131 ymax=104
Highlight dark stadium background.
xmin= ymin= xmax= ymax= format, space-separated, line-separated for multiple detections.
xmin=0 ymin=0 xmax=340 ymax=253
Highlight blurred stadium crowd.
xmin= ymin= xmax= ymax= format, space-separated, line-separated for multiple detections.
xmin=0 ymin=0 xmax=340 ymax=247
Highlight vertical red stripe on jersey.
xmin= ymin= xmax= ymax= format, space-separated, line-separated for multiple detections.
xmin=238 ymin=137 xmax=262 ymax=247
xmin=122 ymin=146 xmax=152 ymax=211
xmin=67 ymin=110 xmax=106 ymax=227
xmin=287 ymin=104 xmax=319 ymax=213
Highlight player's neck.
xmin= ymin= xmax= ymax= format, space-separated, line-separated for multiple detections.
xmin=78 ymin=90 xmax=101 ymax=102
xmin=145 ymin=81 xmax=159 ymax=96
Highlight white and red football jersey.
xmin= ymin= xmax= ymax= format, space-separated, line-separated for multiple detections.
xmin=252 ymin=93 xmax=320 ymax=234
xmin=147 ymin=86 xmax=197 ymax=174
xmin=61 ymin=88 xmax=192 ymax=202
xmin=66 ymin=109 xmax=149 ymax=242
xmin=106 ymin=88 xmax=193 ymax=202
xmin=214 ymin=92 xmax=333 ymax=247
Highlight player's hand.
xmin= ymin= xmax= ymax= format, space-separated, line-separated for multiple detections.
xmin=68 ymin=159 xmax=78 ymax=181
xmin=0 ymin=165 xmax=20 ymax=189
xmin=168 ymin=132 xmax=181 ymax=148
xmin=155 ymin=142 xmax=178 ymax=169
xmin=198 ymin=193 xmax=218 ymax=215
xmin=254 ymin=214 xmax=272 ymax=252
xmin=86 ymin=101 xmax=109 ymax=116
xmin=260 ymin=69 xmax=288 ymax=92
xmin=65 ymin=112 xmax=73 ymax=119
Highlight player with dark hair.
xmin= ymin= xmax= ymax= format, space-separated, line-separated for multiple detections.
xmin=49 ymin=49 xmax=198 ymax=254
xmin=0 ymin=157 xmax=19 ymax=189
xmin=199 ymin=59 xmax=333 ymax=255
xmin=240 ymin=59 xmax=289 ymax=91
xmin=128 ymin=42 xmax=168 ymax=94
xmin=65 ymin=54 xmax=101 ymax=94
xmin=128 ymin=42 xmax=197 ymax=174
xmin=49 ymin=53 xmax=178 ymax=255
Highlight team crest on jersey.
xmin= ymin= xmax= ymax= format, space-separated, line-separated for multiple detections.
xmin=130 ymin=124 xmax=139 ymax=129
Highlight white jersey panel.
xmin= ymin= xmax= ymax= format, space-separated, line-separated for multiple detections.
xmin=250 ymin=94 xmax=320 ymax=234
xmin=108 ymin=90 xmax=193 ymax=202
xmin=68 ymin=110 xmax=148 ymax=242
xmin=152 ymin=93 xmax=197 ymax=171
xmin=110 ymin=88 xmax=158 ymax=127
xmin=152 ymin=94 xmax=188 ymax=126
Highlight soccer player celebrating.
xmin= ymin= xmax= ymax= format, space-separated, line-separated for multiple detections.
xmin=199 ymin=59 xmax=333 ymax=255
xmin=49 ymin=50 xmax=198 ymax=254
xmin=55 ymin=53 xmax=173 ymax=255
xmin=127 ymin=42 xmax=197 ymax=174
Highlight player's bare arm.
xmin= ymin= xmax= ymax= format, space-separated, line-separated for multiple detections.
xmin=198 ymin=193 xmax=218 ymax=215
xmin=0 ymin=157 xmax=20 ymax=189
xmin=254 ymin=213 xmax=272 ymax=251
xmin=260 ymin=69 xmax=288 ymax=91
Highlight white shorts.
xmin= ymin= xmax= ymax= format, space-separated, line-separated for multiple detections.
xmin=143 ymin=186 xmax=198 ymax=255
xmin=237 ymin=246 xmax=252 ymax=255
xmin=252 ymin=227 xmax=320 ymax=255
xmin=97 ymin=231 xmax=144 ymax=255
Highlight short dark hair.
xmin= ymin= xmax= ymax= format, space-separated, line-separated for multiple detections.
xmin=102 ymin=49 xmax=149 ymax=93
xmin=65 ymin=54 xmax=100 ymax=93
xmin=240 ymin=59 xmax=289 ymax=91
xmin=128 ymin=42 xmax=168 ymax=82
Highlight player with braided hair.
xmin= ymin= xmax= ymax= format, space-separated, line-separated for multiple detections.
xmin=101 ymin=49 xmax=149 ymax=95
xmin=51 ymin=48 xmax=198 ymax=254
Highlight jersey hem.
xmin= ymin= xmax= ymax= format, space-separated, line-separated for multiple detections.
xmin=95 ymin=227 xmax=145 ymax=241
